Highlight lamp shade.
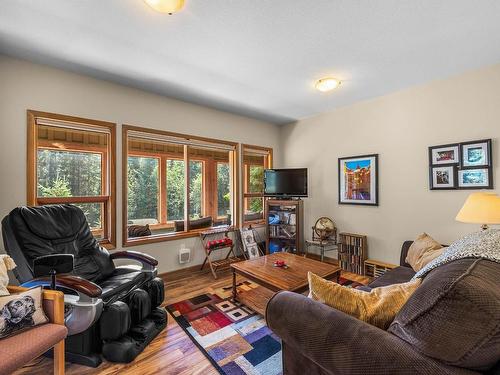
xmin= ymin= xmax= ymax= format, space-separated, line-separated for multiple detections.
xmin=456 ymin=193 xmax=500 ymax=224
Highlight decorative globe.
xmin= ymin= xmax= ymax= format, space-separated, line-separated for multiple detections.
xmin=314 ymin=217 xmax=335 ymax=240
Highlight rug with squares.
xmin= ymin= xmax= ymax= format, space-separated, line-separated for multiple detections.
xmin=166 ymin=276 xmax=364 ymax=375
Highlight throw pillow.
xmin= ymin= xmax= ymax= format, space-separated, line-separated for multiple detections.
xmin=406 ymin=233 xmax=444 ymax=272
xmin=0 ymin=255 xmax=16 ymax=296
xmin=308 ymin=272 xmax=421 ymax=329
xmin=0 ymin=286 xmax=49 ymax=339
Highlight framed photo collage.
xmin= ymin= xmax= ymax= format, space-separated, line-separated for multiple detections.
xmin=429 ymin=139 xmax=493 ymax=190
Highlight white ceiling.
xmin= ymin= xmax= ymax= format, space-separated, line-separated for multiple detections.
xmin=1 ymin=1 xmax=500 ymax=124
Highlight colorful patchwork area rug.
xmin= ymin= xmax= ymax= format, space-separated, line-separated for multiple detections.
xmin=166 ymin=277 xmax=365 ymax=375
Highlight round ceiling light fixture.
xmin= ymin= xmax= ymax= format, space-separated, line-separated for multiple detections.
xmin=315 ymin=77 xmax=341 ymax=92
xmin=144 ymin=0 xmax=185 ymax=14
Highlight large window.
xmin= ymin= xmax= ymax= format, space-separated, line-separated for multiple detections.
xmin=27 ymin=110 xmax=116 ymax=247
xmin=242 ymin=144 xmax=273 ymax=225
xmin=123 ymin=125 xmax=238 ymax=245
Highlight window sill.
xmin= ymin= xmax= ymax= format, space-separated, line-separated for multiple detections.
xmin=123 ymin=228 xmax=210 ymax=247
xmin=242 ymin=220 xmax=266 ymax=228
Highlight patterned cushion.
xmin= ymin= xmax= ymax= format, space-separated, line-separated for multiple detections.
xmin=308 ymin=272 xmax=421 ymax=329
xmin=414 ymin=229 xmax=500 ymax=279
xmin=0 ymin=287 xmax=48 ymax=339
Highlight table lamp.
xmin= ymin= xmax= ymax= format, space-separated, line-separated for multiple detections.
xmin=456 ymin=192 xmax=500 ymax=230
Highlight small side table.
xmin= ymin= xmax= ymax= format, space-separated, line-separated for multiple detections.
xmin=305 ymin=240 xmax=338 ymax=262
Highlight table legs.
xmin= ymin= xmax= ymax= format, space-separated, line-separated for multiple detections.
xmin=232 ymin=268 xmax=237 ymax=301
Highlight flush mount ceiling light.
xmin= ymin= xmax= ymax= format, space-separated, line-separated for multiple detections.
xmin=315 ymin=77 xmax=341 ymax=92
xmin=144 ymin=0 xmax=185 ymax=14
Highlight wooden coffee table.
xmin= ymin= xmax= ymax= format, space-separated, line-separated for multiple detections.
xmin=230 ymin=252 xmax=341 ymax=313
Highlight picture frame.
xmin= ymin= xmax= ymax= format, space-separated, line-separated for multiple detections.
xmin=428 ymin=143 xmax=460 ymax=165
xmin=428 ymin=138 xmax=493 ymax=190
xmin=461 ymin=139 xmax=491 ymax=167
xmin=430 ymin=166 xmax=456 ymax=190
xmin=458 ymin=168 xmax=493 ymax=189
xmin=240 ymin=228 xmax=261 ymax=259
xmin=338 ymin=154 xmax=378 ymax=206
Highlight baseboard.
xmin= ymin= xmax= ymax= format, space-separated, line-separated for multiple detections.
xmin=159 ymin=256 xmax=247 ymax=282
xmin=158 ymin=263 xmax=209 ymax=282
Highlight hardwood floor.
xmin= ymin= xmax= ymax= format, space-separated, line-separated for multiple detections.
xmin=14 ymin=266 xmax=370 ymax=375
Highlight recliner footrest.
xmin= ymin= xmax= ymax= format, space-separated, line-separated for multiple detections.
xmin=100 ymin=301 xmax=131 ymax=341
xmin=101 ymin=307 xmax=167 ymax=363
xmin=145 ymin=277 xmax=165 ymax=309
xmin=128 ymin=288 xmax=151 ymax=325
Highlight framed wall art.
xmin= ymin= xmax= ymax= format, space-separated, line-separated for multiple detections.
xmin=429 ymin=139 xmax=493 ymax=190
xmin=430 ymin=166 xmax=456 ymax=189
xmin=338 ymin=154 xmax=378 ymax=206
xmin=458 ymin=168 xmax=492 ymax=189
xmin=461 ymin=139 xmax=491 ymax=167
xmin=429 ymin=144 xmax=460 ymax=165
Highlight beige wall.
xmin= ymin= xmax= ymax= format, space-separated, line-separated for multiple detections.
xmin=281 ymin=64 xmax=500 ymax=264
xmin=0 ymin=55 xmax=281 ymax=274
xmin=2 ymin=54 xmax=499 ymax=273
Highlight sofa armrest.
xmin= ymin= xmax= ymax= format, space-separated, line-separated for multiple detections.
xmin=400 ymin=240 xmax=414 ymax=267
xmin=267 ymin=292 xmax=477 ymax=375
xmin=110 ymin=250 xmax=158 ymax=271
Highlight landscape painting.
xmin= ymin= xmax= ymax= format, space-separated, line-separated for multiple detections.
xmin=338 ymin=154 xmax=378 ymax=206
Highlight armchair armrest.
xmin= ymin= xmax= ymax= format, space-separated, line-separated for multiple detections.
xmin=110 ymin=250 xmax=158 ymax=272
xmin=267 ymin=292 xmax=477 ymax=375
xmin=22 ymin=275 xmax=102 ymax=301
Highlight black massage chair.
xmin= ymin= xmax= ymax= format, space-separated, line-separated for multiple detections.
xmin=1 ymin=205 xmax=166 ymax=367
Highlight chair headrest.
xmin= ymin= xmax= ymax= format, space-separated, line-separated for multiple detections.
xmin=18 ymin=205 xmax=86 ymax=240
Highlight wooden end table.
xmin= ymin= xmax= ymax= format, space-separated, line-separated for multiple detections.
xmin=230 ymin=252 xmax=341 ymax=305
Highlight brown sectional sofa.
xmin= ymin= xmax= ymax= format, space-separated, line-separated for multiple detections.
xmin=267 ymin=241 xmax=500 ymax=374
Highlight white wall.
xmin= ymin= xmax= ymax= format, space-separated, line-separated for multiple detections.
xmin=281 ymin=64 xmax=500 ymax=264
xmin=0 ymin=55 xmax=281 ymax=274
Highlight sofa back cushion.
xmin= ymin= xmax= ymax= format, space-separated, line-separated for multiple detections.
xmin=388 ymin=258 xmax=500 ymax=371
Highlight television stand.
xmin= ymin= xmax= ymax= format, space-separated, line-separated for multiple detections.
xmin=265 ymin=199 xmax=304 ymax=255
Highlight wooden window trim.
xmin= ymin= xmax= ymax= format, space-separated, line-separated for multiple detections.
xmin=122 ymin=124 xmax=239 ymax=247
xmin=27 ymin=110 xmax=116 ymax=249
xmin=241 ymin=144 xmax=273 ymax=227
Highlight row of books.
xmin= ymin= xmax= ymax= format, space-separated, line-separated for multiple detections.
xmin=268 ymin=225 xmax=296 ymax=238
xmin=338 ymin=244 xmax=363 ymax=256
xmin=339 ymin=261 xmax=363 ymax=275
xmin=339 ymin=234 xmax=365 ymax=247
xmin=339 ymin=253 xmax=363 ymax=265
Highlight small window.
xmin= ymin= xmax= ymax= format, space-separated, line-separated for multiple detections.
xmin=27 ymin=110 xmax=116 ymax=247
xmin=123 ymin=125 xmax=238 ymax=246
xmin=242 ymin=145 xmax=273 ymax=225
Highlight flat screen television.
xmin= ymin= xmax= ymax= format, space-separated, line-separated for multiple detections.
xmin=264 ymin=168 xmax=308 ymax=197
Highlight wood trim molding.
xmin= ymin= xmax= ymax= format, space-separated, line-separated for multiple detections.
xmin=123 ymin=124 xmax=238 ymax=147
xmin=122 ymin=124 xmax=240 ymax=247
xmin=158 ymin=264 xmax=210 ymax=282
xmin=27 ymin=110 xmax=117 ymax=248
xmin=28 ymin=109 xmax=115 ymax=130
xmin=241 ymin=144 xmax=273 ymax=226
